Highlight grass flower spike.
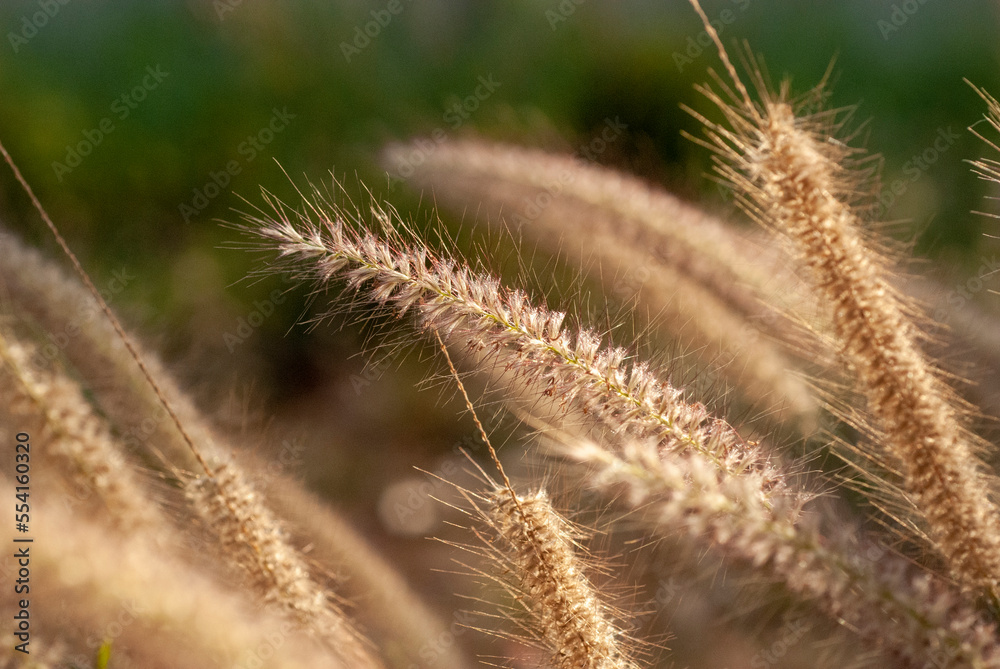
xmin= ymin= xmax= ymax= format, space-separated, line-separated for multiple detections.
xmin=236 ymin=184 xmax=780 ymax=495
xmin=436 ymin=333 xmax=641 ymax=669
xmin=382 ymin=138 xmax=826 ymax=435
xmin=685 ymin=0 xmax=1000 ymax=598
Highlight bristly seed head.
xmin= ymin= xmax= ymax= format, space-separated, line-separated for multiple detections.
xmin=233 ymin=183 xmax=784 ymax=505
xmin=487 ymin=488 xmax=640 ymax=669
xmin=685 ymin=7 xmax=1000 ymax=596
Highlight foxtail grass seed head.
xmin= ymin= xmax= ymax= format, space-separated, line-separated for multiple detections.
xmin=236 ymin=185 xmax=782 ymax=499
xmin=7 ymin=9 xmax=1000 ymax=667
xmin=486 ymin=488 xmax=640 ymax=669
xmin=185 ymin=458 xmax=383 ymax=668
xmin=561 ymin=434 xmax=1000 ymax=668
xmin=685 ymin=0 xmax=1000 ymax=597
xmin=383 ymin=138 xmax=825 ymax=434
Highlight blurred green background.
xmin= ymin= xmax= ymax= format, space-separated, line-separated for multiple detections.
xmin=2 ymin=0 xmax=1000 ymax=563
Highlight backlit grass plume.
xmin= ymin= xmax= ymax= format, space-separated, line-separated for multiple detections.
xmin=382 ymin=138 xmax=825 ymax=435
xmin=684 ymin=0 xmax=1000 ymax=599
xmin=184 ymin=457 xmax=382 ymax=668
xmin=472 ymin=487 xmax=641 ymax=669
xmin=234 ymin=173 xmax=1000 ymax=667
xmin=556 ymin=433 xmax=1000 ymax=667
xmin=234 ymin=183 xmax=781 ymax=494
xmin=435 ymin=333 xmax=641 ymax=669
